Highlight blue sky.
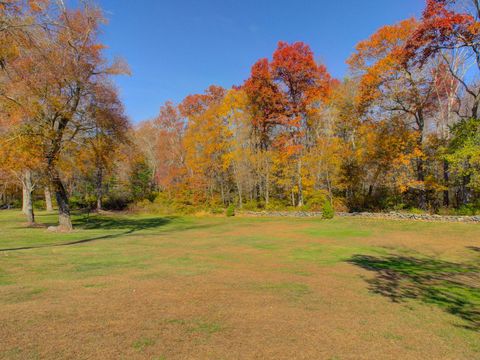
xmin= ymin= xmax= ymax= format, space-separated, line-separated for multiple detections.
xmin=96 ymin=0 xmax=424 ymax=123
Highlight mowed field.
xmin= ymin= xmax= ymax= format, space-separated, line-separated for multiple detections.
xmin=0 ymin=211 xmax=479 ymax=360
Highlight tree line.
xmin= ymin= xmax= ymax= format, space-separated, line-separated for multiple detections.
xmin=1 ymin=0 xmax=480 ymax=230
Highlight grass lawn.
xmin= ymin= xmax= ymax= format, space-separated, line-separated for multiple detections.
xmin=0 ymin=210 xmax=479 ymax=359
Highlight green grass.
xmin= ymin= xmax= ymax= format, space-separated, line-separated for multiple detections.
xmin=189 ymin=321 xmax=223 ymax=335
xmin=303 ymin=227 xmax=372 ymax=239
xmin=290 ymin=244 xmax=388 ymax=266
xmin=132 ymin=337 xmax=155 ymax=351
xmin=252 ymin=282 xmax=311 ymax=301
xmin=232 ymin=235 xmax=288 ymax=251
xmin=166 ymin=318 xmax=223 ymax=335
xmin=2 ymin=287 xmax=46 ymax=304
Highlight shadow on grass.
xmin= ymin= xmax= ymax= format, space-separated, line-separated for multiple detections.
xmin=73 ymin=215 xmax=174 ymax=231
xmin=1 ymin=215 xmax=210 ymax=252
xmin=1 ymin=214 xmax=224 ymax=252
xmin=467 ymin=246 xmax=480 ymax=253
xmin=11 ymin=212 xmax=176 ymax=230
xmin=73 ymin=215 xmax=220 ymax=235
xmin=0 ymin=231 xmax=134 ymax=252
xmin=348 ymin=252 xmax=480 ymax=331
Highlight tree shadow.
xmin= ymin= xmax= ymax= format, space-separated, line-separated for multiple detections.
xmin=73 ymin=215 xmax=174 ymax=231
xmin=72 ymin=215 xmax=219 ymax=234
xmin=467 ymin=246 xmax=480 ymax=253
xmin=348 ymin=253 xmax=480 ymax=331
xmin=0 ymin=232 xmax=134 ymax=252
xmin=1 ymin=215 xmax=219 ymax=252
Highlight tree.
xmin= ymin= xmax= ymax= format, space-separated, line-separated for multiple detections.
xmin=86 ymin=82 xmax=130 ymax=210
xmin=271 ymin=41 xmax=333 ymax=206
xmin=244 ymin=58 xmax=287 ymax=150
xmin=405 ymin=0 xmax=480 ymax=205
xmin=0 ymin=127 xmax=42 ymax=225
xmin=447 ymin=118 xmax=480 ymax=200
xmin=349 ymin=18 xmax=438 ymax=209
xmin=0 ymin=1 xmax=129 ymax=230
xmin=181 ymin=86 xmax=230 ymax=204
xmin=153 ymin=101 xmax=185 ymax=191
xmin=406 ymin=0 xmax=480 ymax=118
xmin=244 ymin=58 xmax=286 ymax=205
xmin=219 ymin=88 xmax=255 ymax=208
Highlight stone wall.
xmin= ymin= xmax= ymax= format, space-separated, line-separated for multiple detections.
xmin=239 ymin=211 xmax=480 ymax=223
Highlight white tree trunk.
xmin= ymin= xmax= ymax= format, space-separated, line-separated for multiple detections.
xmin=21 ymin=170 xmax=35 ymax=225
xmin=45 ymin=186 xmax=53 ymax=212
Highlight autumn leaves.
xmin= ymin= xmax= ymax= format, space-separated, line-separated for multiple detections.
xmin=2 ymin=0 xmax=480 ymax=228
xmin=0 ymin=1 xmax=129 ymax=229
xmin=140 ymin=0 xmax=480 ymax=213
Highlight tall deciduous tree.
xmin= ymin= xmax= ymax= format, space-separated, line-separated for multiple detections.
xmin=349 ymin=19 xmax=438 ymax=209
xmin=406 ymin=0 xmax=480 ymax=118
xmin=1 ymin=1 xmax=129 ymax=230
xmin=153 ymin=101 xmax=185 ymax=191
xmin=0 ymin=127 xmax=42 ymax=225
xmin=271 ymin=41 xmax=333 ymax=206
xmin=181 ymin=86 xmax=230 ymax=204
xmin=244 ymin=58 xmax=287 ymax=204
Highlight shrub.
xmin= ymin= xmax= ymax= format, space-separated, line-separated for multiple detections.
xmin=11 ymin=199 xmax=21 ymax=209
xmin=210 ymin=207 xmax=224 ymax=215
xmin=305 ymin=190 xmax=328 ymax=211
xmin=226 ymin=204 xmax=235 ymax=217
xmin=132 ymin=192 xmax=196 ymax=215
xmin=322 ymin=200 xmax=334 ymax=219
xmin=69 ymin=195 xmax=89 ymax=210
xmin=33 ymin=199 xmax=45 ymax=210
xmin=265 ymin=198 xmax=289 ymax=211
xmin=103 ymin=194 xmax=133 ymax=210
xmin=455 ymin=204 xmax=479 ymax=216
xmin=243 ymin=200 xmax=262 ymax=211
xmin=407 ymin=207 xmax=427 ymax=215
xmin=332 ymin=197 xmax=349 ymax=212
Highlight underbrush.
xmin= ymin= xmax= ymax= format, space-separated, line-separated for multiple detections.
xmin=126 ymin=191 xmax=480 ymax=217
xmin=131 ymin=192 xmax=226 ymax=216
xmin=131 ymin=191 xmax=342 ymax=216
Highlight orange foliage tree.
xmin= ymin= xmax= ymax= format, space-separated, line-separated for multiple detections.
xmin=0 ymin=1 xmax=130 ymax=229
xmin=348 ymin=19 xmax=439 ymax=209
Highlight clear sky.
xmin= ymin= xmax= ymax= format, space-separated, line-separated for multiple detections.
xmin=96 ymin=0 xmax=424 ymax=123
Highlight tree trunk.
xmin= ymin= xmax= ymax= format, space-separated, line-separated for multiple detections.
xmin=97 ymin=196 xmax=102 ymax=212
xmin=416 ymin=157 xmax=427 ymax=210
xmin=22 ymin=186 xmax=28 ymax=214
xmin=235 ymin=174 xmax=243 ymax=209
xmin=443 ymin=159 xmax=450 ymax=208
xmin=45 ymin=186 xmax=53 ymax=212
xmin=258 ymin=178 xmax=263 ymax=203
xmin=265 ymin=158 xmax=270 ymax=206
xmin=471 ymin=93 xmax=480 ymax=119
xmin=297 ymin=159 xmax=304 ymax=207
xmin=45 ymin=117 xmax=72 ymax=230
xmin=96 ymin=165 xmax=103 ymax=211
xmin=22 ymin=170 xmax=35 ymax=225
xmin=49 ymin=167 xmax=72 ymax=231
xmin=237 ymin=185 xmax=243 ymax=209
xmin=265 ymin=174 xmax=269 ymax=206
xmin=460 ymin=175 xmax=471 ymax=206
xmin=415 ymin=115 xmax=426 ymax=210
xmin=220 ymin=179 xmax=225 ymax=205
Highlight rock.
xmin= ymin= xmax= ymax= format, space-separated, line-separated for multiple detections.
xmin=239 ymin=210 xmax=480 ymax=223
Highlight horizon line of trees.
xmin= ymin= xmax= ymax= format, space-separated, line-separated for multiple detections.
xmin=1 ymin=0 xmax=480 ymax=230
xmin=135 ymin=0 xmax=480 ymax=215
